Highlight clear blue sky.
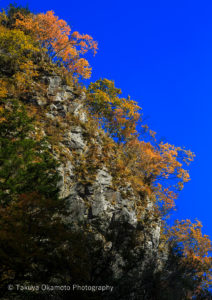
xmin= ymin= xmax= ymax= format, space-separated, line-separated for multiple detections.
xmin=1 ymin=0 xmax=212 ymax=238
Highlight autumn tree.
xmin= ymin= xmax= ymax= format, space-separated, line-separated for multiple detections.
xmin=124 ymin=139 xmax=194 ymax=212
xmin=87 ymin=78 xmax=141 ymax=143
xmin=13 ymin=9 xmax=98 ymax=79
xmin=168 ymin=220 xmax=212 ymax=292
xmin=149 ymin=220 xmax=212 ymax=300
xmin=0 ymin=22 xmax=39 ymax=73
xmin=0 ymin=12 xmax=42 ymax=99
xmin=87 ymin=78 xmax=195 ymax=214
xmin=145 ymin=242 xmax=212 ymax=300
xmin=3 ymin=3 xmax=30 ymax=27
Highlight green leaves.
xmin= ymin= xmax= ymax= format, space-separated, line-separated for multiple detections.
xmin=0 ymin=99 xmax=73 ymax=296
xmin=0 ymin=99 xmax=60 ymax=205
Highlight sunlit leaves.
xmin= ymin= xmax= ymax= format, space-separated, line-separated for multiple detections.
xmin=169 ymin=220 xmax=212 ymax=291
xmin=87 ymin=79 xmax=141 ymax=142
xmin=87 ymin=78 xmax=195 ymax=213
xmin=0 ymin=25 xmax=38 ymax=58
xmin=14 ymin=10 xmax=97 ymax=79
xmin=0 ymin=79 xmax=7 ymax=98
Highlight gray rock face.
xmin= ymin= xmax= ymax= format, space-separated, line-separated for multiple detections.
xmin=57 ymin=160 xmax=74 ymax=198
xmin=39 ymin=75 xmax=162 ymax=299
xmin=63 ymin=127 xmax=86 ymax=151
xmin=96 ymin=168 xmax=112 ymax=186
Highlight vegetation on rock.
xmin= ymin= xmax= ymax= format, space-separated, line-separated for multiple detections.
xmin=0 ymin=4 xmax=211 ymax=299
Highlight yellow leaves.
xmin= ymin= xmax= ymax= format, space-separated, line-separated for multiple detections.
xmin=0 ymin=25 xmax=39 ymax=58
xmin=0 ymin=105 xmax=6 ymax=123
xmin=14 ymin=10 xmax=98 ymax=79
xmin=19 ymin=60 xmax=38 ymax=76
xmin=0 ymin=79 xmax=7 ymax=98
xmin=13 ymin=60 xmax=38 ymax=93
xmin=87 ymin=79 xmax=195 ymax=214
xmin=87 ymin=79 xmax=141 ymax=142
xmin=0 ymin=23 xmax=41 ymax=98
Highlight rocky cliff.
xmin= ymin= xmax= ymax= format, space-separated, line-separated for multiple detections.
xmin=30 ymin=74 xmax=162 ymax=299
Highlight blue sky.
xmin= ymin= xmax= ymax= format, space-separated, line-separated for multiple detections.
xmin=1 ymin=0 xmax=212 ymax=238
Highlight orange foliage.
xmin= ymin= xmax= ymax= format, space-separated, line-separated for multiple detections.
xmin=169 ymin=220 xmax=212 ymax=289
xmin=123 ymin=138 xmax=194 ymax=212
xmin=155 ymin=184 xmax=178 ymax=211
xmin=15 ymin=10 xmax=97 ymax=78
xmin=87 ymin=79 xmax=195 ymax=213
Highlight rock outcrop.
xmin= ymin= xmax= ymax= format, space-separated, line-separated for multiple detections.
xmin=33 ymin=74 xmax=162 ymax=299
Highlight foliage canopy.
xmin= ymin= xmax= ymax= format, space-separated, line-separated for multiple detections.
xmin=14 ymin=10 xmax=98 ymax=79
xmin=87 ymin=78 xmax=195 ymax=213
